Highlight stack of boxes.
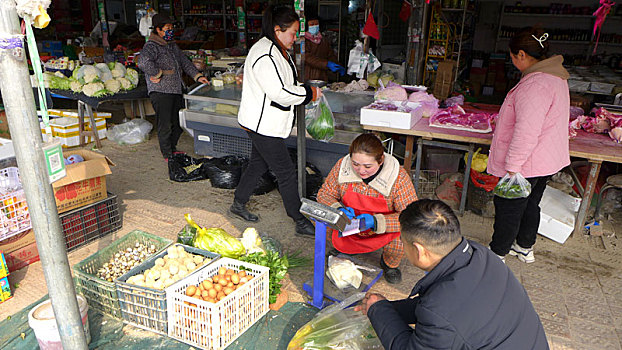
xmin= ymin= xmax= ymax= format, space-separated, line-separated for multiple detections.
xmin=39 ymin=109 xmax=110 ymax=148
xmin=0 ymin=252 xmax=11 ymax=304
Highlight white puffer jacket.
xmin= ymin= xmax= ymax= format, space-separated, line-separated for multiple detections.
xmin=238 ymin=37 xmax=313 ymax=138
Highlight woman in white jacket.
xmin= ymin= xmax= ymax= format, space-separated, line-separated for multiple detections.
xmin=230 ymin=5 xmax=322 ymax=237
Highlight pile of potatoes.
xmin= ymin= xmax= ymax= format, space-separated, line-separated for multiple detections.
xmin=125 ymin=245 xmax=211 ymax=290
xmin=184 ymin=266 xmax=253 ymax=305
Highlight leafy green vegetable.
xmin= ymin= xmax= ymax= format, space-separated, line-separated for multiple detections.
xmin=239 ymin=251 xmax=289 ymax=304
xmin=306 ymin=99 xmax=334 ymax=142
xmin=177 ymin=224 xmax=196 ymax=245
xmin=194 ymin=227 xmax=246 ymax=258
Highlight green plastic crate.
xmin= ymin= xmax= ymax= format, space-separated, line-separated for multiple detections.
xmin=73 ymin=230 xmax=173 ymax=319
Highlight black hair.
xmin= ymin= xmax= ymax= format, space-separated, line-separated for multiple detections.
xmin=399 ymin=199 xmax=462 ymax=255
xmin=261 ymin=5 xmax=299 ymax=44
xmin=509 ymin=26 xmax=549 ymax=61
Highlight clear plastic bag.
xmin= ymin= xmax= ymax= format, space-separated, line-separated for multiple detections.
xmin=306 ymin=95 xmax=335 ymax=142
xmin=493 ymin=172 xmax=532 ymax=199
xmin=288 ymin=293 xmax=383 ymax=350
xmin=107 ymin=118 xmax=152 ymax=145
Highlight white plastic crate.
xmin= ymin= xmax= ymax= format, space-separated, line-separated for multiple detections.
xmin=166 ymin=257 xmax=269 ymax=350
xmin=0 ymin=167 xmax=31 ymax=241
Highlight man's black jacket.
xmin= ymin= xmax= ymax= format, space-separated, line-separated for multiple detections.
xmin=367 ymin=238 xmax=548 ymax=349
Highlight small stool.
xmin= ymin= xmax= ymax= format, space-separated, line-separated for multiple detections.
xmin=594 ymin=174 xmax=622 ymax=221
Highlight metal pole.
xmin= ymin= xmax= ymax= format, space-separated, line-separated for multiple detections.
xmin=296 ymin=2 xmax=306 ymax=199
xmin=0 ymin=2 xmax=88 ymax=349
xmin=415 ymin=0 xmax=430 ymax=85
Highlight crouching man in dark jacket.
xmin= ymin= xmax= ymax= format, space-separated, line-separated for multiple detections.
xmin=356 ymin=199 xmax=548 ymax=349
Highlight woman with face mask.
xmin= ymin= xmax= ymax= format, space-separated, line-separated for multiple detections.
xmin=316 ymin=133 xmax=418 ymax=284
xmin=137 ymin=13 xmax=209 ymax=161
xmin=304 ymin=16 xmax=346 ymax=81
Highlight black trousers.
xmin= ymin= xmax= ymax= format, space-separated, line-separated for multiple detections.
xmin=149 ymin=92 xmax=183 ymax=158
xmin=489 ymin=175 xmax=551 ymax=256
xmin=234 ymin=131 xmax=304 ymax=221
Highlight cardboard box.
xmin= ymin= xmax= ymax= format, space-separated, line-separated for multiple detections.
xmin=538 ymin=186 xmax=581 ymax=244
xmin=122 ymin=100 xmax=156 ymax=118
xmin=433 ymin=60 xmax=457 ymax=100
xmin=52 ymin=150 xmax=114 ymax=213
xmin=0 ymin=229 xmax=35 ymax=255
xmin=0 ymin=252 xmax=8 ymax=279
xmin=0 ymin=276 xmax=12 ymax=304
xmin=360 ymin=101 xmax=424 ymax=130
xmin=5 ymin=242 xmax=39 ymax=272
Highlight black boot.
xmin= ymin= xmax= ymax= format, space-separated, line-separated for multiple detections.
xmin=294 ymin=217 xmax=315 ymax=237
xmin=229 ymin=201 xmax=258 ymax=222
xmin=380 ymin=255 xmax=402 ymax=284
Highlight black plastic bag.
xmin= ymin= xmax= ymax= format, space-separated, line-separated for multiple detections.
xmin=168 ymin=154 xmax=211 ymax=182
xmin=203 ymin=155 xmax=248 ymax=189
xmin=270 ymin=149 xmax=324 ymax=200
xmin=252 ymin=170 xmax=277 ymax=195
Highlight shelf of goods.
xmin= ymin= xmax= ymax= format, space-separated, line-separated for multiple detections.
xmin=494 ymin=3 xmax=622 ymax=54
xmin=180 ymin=84 xmax=374 ymax=176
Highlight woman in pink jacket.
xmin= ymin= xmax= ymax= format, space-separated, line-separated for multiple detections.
xmin=488 ymin=27 xmax=570 ymax=263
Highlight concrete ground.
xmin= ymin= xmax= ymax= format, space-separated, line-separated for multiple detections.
xmin=1 ymin=132 xmax=621 ymax=349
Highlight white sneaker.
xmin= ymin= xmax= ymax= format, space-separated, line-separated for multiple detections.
xmin=509 ymin=242 xmax=535 ymax=263
xmin=488 ymin=246 xmax=506 ymax=264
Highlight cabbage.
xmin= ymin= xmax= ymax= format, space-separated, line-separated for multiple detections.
xmin=366 ymin=71 xmax=380 ymax=88
xmin=125 ymin=68 xmax=139 ymax=86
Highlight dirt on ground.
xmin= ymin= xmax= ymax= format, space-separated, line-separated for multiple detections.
xmin=1 ymin=129 xmax=622 ymax=349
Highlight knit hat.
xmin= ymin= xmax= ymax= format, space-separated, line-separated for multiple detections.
xmin=152 ymin=13 xmax=173 ymax=30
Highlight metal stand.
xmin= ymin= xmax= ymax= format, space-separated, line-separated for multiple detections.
xmin=414 ymin=138 xmax=474 ymax=215
xmin=310 ymin=220 xmax=328 ymax=309
xmin=77 ymin=100 xmax=102 ymax=148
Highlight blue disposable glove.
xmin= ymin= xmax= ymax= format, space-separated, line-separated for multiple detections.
xmin=356 ymin=213 xmax=376 ymax=231
xmin=327 ymin=61 xmax=346 ymax=76
xmin=338 ymin=206 xmax=356 ymax=219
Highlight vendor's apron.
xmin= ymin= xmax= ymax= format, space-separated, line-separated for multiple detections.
xmin=332 ymin=184 xmax=400 ymax=254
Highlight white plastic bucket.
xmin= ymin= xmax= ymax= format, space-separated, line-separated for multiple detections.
xmin=27 ymin=295 xmax=91 ymax=350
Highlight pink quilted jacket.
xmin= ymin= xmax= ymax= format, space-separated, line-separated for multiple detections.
xmin=488 ymin=58 xmax=570 ymax=178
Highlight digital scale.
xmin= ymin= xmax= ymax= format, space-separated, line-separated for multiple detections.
xmin=299 ymin=198 xmax=383 ymax=309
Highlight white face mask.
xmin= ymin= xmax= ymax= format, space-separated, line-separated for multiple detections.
xmin=308 ymin=25 xmax=319 ymax=35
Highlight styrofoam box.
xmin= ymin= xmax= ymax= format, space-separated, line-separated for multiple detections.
xmin=568 ymin=79 xmax=590 ymax=92
xmin=360 ymin=101 xmax=423 ymax=130
xmin=538 ymin=186 xmax=582 ymax=244
xmin=589 ymin=82 xmax=615 ymax=94
xmin=166 ymin=257 xmax=269 ymax=350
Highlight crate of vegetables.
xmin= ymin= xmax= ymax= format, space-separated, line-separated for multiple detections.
xmin=115 ymin=244 xmax=220 ymax=335
xmin=73 ymin=230 xmax=172 ymax=319
xmin=166 ymin=257 xmax=269 ymax=350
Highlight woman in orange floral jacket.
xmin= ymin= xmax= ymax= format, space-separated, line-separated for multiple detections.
xmin=317 ymin=133 xmax=418 ymax=284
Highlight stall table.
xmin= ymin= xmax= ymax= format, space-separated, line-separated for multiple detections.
xmin=363 ymin=107 xmax=622 ymax=234
xmin=50 ymin=81 xmax=149 ymax=148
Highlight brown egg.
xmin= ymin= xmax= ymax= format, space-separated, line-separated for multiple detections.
xmin=230 ymin=273 xmax=240 ymax=285
xmin=238 ymin=270 xmax=246 ymax=277
xmin=223 ymin=287 xmax=234 ymax=295
xmin=212 ymin=275 xmax=220 ymax=283
xmin=225 ymin=275 xmax=231 ymax=282
xmin=198 ymin=283 xmax=205 ymax=291
xmin=217 ymin=291 xmax=225 ymax=300
xmin=214 ymin=284 xmax=222 ymax=292
xmin=239 ymin=276 xmax=249 ymax=283
xmin=206 ymin=297 xmax=216 ymax=303
xmin=202 ymin=280 xmax=213 ymax=290
xmin=218 ymin=278 xmax=228 ymax=286
xmin=227 ymin=282 xmax=234 ymax=288
xmin=218 ymin=267 xmax=227 ymax=275
xmin=186 ymin=285 xmax=197 ymax=296
xmin=225 ymin=269 xmax=234 ymax=276
xmin=208 ymin=288 xmax=217 ymax=299
xmin=201 ymin=290 xmax=210 ymax=298
xmin=194 ymin=288 xmax=202 ymax=296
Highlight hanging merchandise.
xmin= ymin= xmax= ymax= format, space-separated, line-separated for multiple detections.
xmin=15 ymin=0 xmax=51 ymax=29
xmin=592 ymin=0 xmax=616 ymax=54
xmin=362 ymin=12 xmax=380 ymax=40
xmin=346 ymin=41 xmax=381 ymax=79
xmin=399 ymin=0 xmax=413 ymax=23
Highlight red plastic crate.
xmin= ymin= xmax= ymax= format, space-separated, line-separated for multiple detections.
xmin=60 ymin=193 xmax=122 ymax=252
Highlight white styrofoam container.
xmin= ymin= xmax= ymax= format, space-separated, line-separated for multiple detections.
xmin=568 ymin=79 xmax=590 ymax=93
xmin=589 ymin=82 xmax=615 ymax=94
xmin=537 ymin=186 xmax=581 ymax=244
xmin=360 ymin=101 xmax=423 ymax=130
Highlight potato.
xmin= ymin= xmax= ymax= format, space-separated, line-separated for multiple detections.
xmin=155 ymin=258 xmax=165 ymax=267
xmin=218 ymin=278 xmax=228 ymax=287
xmin=168 ymin=251 xmax=179 ymax=260
xmin=186 ymin=262 xmax=197 ymax=271
xmin=218 ymin=267 xmax=227 ymax=275
xmin=178 ymin=265 xmax=188 ymax=274
xmin=167 ymin=246 xmax=177 ymax=255
xmin=186 ymin=285 xmax=197 ymax=296
xmin=193 ymin=256 xmax=203 ymax=265
xmin=208 ymin=288 xmax=217 ymax=299
xmin=231 ymin=273 xmax=240 ymax=285
xmin=177 ymin=245 xmax=185 ymax=253
xmin=160 ymin=270 xmax=171 ymax=281
xmin=202 ymin=280 xmax=214 ymax=290
xmin=169 ymin=264 xmax=179 ymax=275
xmin=223 ymin=287 xmax=234 ymax=296
xmin=214 ymin=284 xmax=222 ymax=292
xmin=177 ymin=270 xmax=188 ymax=279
